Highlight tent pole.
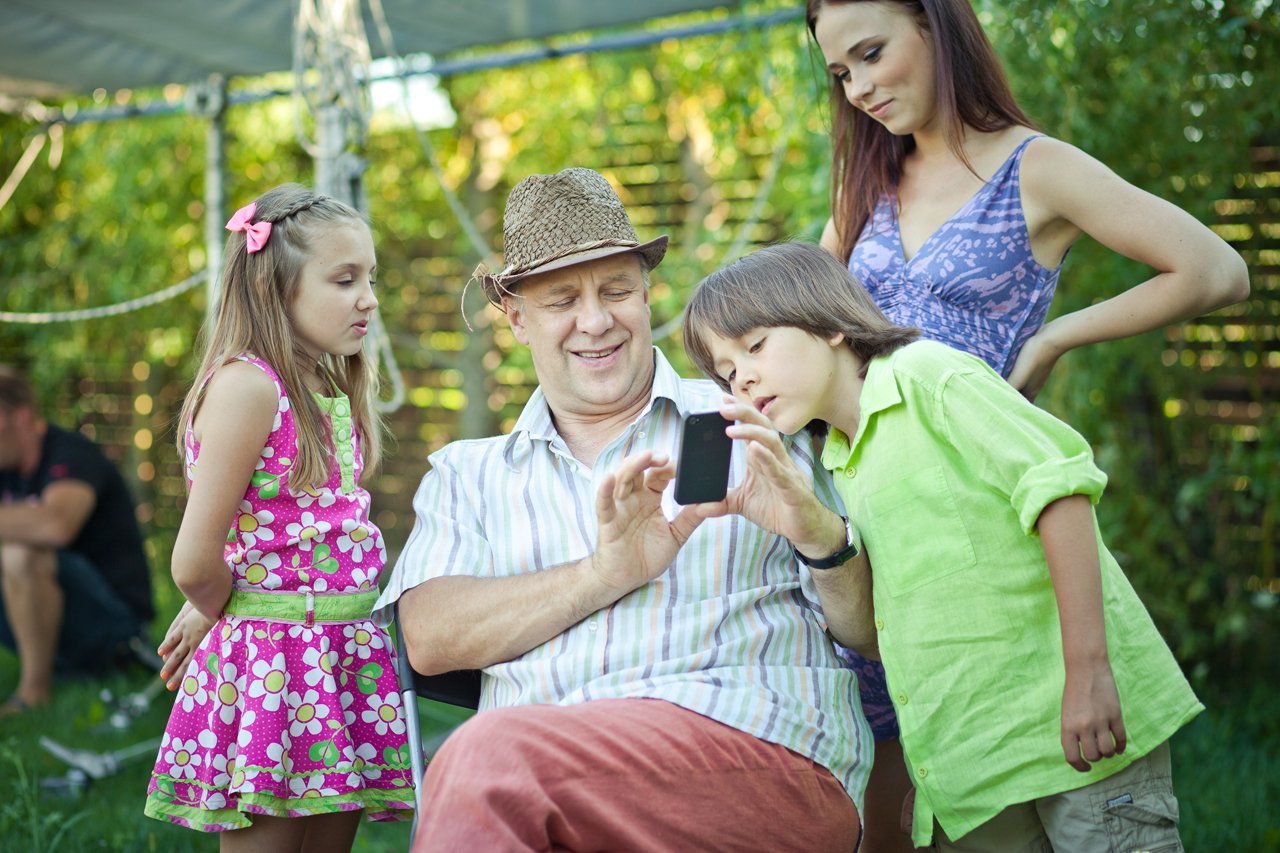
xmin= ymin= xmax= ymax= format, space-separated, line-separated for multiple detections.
xmin=197 ymin=74 xmax=228 ymax=319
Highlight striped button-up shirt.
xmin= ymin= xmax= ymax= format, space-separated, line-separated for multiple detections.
xmin=375 ymin=348 xmax=872 ymax=806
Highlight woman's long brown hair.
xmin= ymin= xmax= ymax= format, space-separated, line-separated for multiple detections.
xmin=805 ymin=0 xmax=1037 ymax=262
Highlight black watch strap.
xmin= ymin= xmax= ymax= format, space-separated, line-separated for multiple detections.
xmin=793 ymin=516 xmax=860 ymax=570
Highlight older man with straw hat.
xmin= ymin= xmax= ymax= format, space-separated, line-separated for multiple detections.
xmin=377 ymin=167 xmax=873 ymax=850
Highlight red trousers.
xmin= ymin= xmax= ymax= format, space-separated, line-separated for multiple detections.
xmin=413 ymin=698 xmax=860 ymax=852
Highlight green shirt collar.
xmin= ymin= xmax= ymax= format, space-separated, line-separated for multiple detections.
xmin=821 ymin=353 xmax=904 ymax=472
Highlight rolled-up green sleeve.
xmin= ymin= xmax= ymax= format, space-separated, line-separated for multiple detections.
xmin=937 ymin=367 xmax=1108 ymax=535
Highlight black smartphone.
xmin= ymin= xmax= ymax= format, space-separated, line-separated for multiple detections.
xmin=673 ymin=411 xmax=733 ymax=505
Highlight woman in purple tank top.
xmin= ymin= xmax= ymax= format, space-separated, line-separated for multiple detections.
xmin=801 ymin=2 xmax=1249 ymax=851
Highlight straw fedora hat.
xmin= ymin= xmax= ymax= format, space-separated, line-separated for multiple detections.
xmin=478 ymin=167 xmax=668 ymax=305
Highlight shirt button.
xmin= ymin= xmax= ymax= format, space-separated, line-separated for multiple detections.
xmin=917 ymin=766 xmax=928 ymax=779
xmin=874 ymin=618 xmax=884 ymax=631
xmin=588 ymin=620 xmax=598 ymax=632
xmin=638 ymin=431 xmax=646 ymax=439
xmin=334 ymin=401 xmax=350 ymax=416
xmin=341 ymin=452 xmax=354 ymax=466
xmin=337 ymin=426 xmax=351 ymax=441
xmin=845 ymin=467 xmax=856 ymax=478
xmin=896 ymin=692 xmax=908 ymax=705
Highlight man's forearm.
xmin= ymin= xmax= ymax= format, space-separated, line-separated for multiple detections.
xmin=809 ymin=550 xmax=878 ymax=658
xmin=0 ymin=503 xmax=75 ymax=548
xmin=399 ymin=557 xmax=625 ymax=675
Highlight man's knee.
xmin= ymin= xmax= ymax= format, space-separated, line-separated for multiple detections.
xmin=431 ymin=706 xmax=547 ymax=776
xmin=0 ymin=542 xmax=58 ymax=581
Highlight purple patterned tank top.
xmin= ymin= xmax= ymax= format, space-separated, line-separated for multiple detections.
xmin=848 ymin=135 xmax=1062 ymax=377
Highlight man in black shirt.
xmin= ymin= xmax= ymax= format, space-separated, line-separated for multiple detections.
xmin=0 ymin=366 xmax=154 ymax=714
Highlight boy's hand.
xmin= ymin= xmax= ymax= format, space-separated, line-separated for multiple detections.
xmin=1061 ymin=659 xmax=1127 ymax=772
xmin=158 ymin=600 xmax=219 ymax=691
xmin=706 ymin=398 xmax=840 ymax=551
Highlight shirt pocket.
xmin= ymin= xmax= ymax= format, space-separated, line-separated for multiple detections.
xmin=865 ymin=465 xmax=976 ymax=597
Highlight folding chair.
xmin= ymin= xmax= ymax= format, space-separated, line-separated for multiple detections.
xmin=393 ymin=602 xmax=482 ymax=838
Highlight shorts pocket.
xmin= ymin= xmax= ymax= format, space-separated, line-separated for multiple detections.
xmin=864 ymin=465 xmax=976 ymax=597
xmin=1100 ymin=784 xmax=1182 ymax=853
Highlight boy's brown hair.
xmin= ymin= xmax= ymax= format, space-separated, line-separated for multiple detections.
xmin=683 ymin=242 xmax=919 ymax=391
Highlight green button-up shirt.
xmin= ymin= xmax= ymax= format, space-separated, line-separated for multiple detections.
xmin=822 ymin=341 xmax=1202 ymax=846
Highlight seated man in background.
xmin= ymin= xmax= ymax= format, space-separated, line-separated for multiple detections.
xmin=377 ymin=168 xmax=874 ymax=850
xmin=0 ymin=366 xmax=154 ymax=714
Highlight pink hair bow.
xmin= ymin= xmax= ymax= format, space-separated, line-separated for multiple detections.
xmin=225 ymin=202 xmax=272 ymax=254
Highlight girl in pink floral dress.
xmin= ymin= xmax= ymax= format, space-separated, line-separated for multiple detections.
xmin=145 ymin=184 xmax=412 ymax=850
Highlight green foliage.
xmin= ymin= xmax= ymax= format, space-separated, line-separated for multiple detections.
xmin=1 ymin=0 xmax=1276 ymax=691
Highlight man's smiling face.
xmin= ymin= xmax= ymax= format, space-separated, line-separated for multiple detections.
xmin=503 ymin=253 xmax=655 ymax=423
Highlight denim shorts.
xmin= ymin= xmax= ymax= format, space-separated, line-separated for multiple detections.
xmin=0 ymin=549 xmax=144 ymax=672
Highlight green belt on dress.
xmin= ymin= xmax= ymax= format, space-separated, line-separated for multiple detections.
xmin=224 ymin=589 xmax=380 ymax=625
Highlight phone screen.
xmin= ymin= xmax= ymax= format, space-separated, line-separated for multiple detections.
xmin=673 ymin=411 xmax=733 ymax=504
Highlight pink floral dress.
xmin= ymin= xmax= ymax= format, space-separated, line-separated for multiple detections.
xmin=145 ymin=355 xmax=413 ymax=831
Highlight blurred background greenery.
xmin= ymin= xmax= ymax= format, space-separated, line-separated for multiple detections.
xmin=1 ymin=0 xmax=1277 ymax=848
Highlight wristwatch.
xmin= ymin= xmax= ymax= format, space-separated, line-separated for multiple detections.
xmin=793 ymin=516 xmax=860 ymax=570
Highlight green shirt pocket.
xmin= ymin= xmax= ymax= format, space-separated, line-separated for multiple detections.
xmin=865 ymin=465 xmax=977 ymax=597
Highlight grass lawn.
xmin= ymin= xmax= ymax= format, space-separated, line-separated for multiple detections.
xmin=1 ymin=652 xmax=1277 ymax=851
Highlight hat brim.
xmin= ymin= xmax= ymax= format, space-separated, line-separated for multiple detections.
xmin=498 ymin=235 xmax=668 ymax=289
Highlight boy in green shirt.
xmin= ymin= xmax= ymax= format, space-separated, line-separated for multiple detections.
xmin=681 ymin=242 xmax=1201 ymax=850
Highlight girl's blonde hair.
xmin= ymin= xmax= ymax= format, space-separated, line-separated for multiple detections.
xmin=683 ymin=242 xmax=919 ymax=391
xmin=177 ymin=183 xmax=382 ymax=489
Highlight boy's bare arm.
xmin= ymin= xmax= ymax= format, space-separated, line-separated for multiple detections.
xmin=1038 ymin=493 xmax=1127 ymax=772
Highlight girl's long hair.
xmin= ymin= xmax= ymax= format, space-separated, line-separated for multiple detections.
xmin=805 ymin=0 xmax=1037 ymax=262
xmin=683 ymin=241 xmax=919 ymax=390
xmin=178 ymin=183 xmax=382 ymax=489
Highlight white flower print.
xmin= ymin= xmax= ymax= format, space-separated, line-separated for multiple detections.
xmin=290 ymin=483 xmax=338 ymax=509
xmin=287 ymin=622 xmax=322 ymax=643
xmin=230 ymin=756 xmax=261 ymax=790
xmin=256 ymin=445 xmax=275 ymax=470
xmin=248 ymin=652 xmax=289 ymax=713
xmin=218 ymin=618 xmax=245 ymax=647
xmin=361 ymin=692 xmax=405 ymax=737
xmin=347 ymin=742 xmax=382 ymax=786
xmin=234 ymin=500 xmax=276 ymax=549
xmin=239 ymin=550 xmax=283 ymax=589
xmin=342 ymin=622 xmax=385 ymax=661
xmin=336 ymin=518 xmax=375 ymax=563
xmin=202 ymin=791 xmax=228 ymax=811
xmin=199 ymin=731 xmax=237 ymax=788
xmin=340 ymin=690 xmax=358 ymax=727
xmin=216 ymin=661 xmax=244 ymax=725
xmin=163 ymin=736 xmax=203 ymax=781
xmin=270 ymin=392 xmax=289 ymax=433
xmin=236 ymin=708 xmax=258 ymax=750
xmin=287 ymin=688 xmax=331 ymax=737
xmin=177 ymin=665 xmax=210 ymax=713
xmin=303 ymin=640 xmax=338 ymax=693
xmin=350 ymin=567 xmax=377 ymax=591
xmin=265 ymin=732 xmax=294 ymax=781
xmin=286 ymin=512 xmax=331 ymax=551
xmin=289 ymin=773 xmax=338 ymax=799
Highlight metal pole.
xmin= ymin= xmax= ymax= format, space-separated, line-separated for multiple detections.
xmin=193 ymin=75 xmax=228 ymax=318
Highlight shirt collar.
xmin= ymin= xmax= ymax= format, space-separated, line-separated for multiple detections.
xmin=502 ymin=347 xmax=684 ymax=465
xmin=821 ymin=351 xmax=904 ymax=471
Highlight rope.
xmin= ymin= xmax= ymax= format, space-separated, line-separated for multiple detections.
xmin=366 ymin=0 xmax=501 ymax=274
xmin=290 ymin=0 xmax=406 ymax=414
xmin=292 ymin=0 xmax=371 ymax=160
xmin=0 ymin=270 xmax=206 ymax=324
